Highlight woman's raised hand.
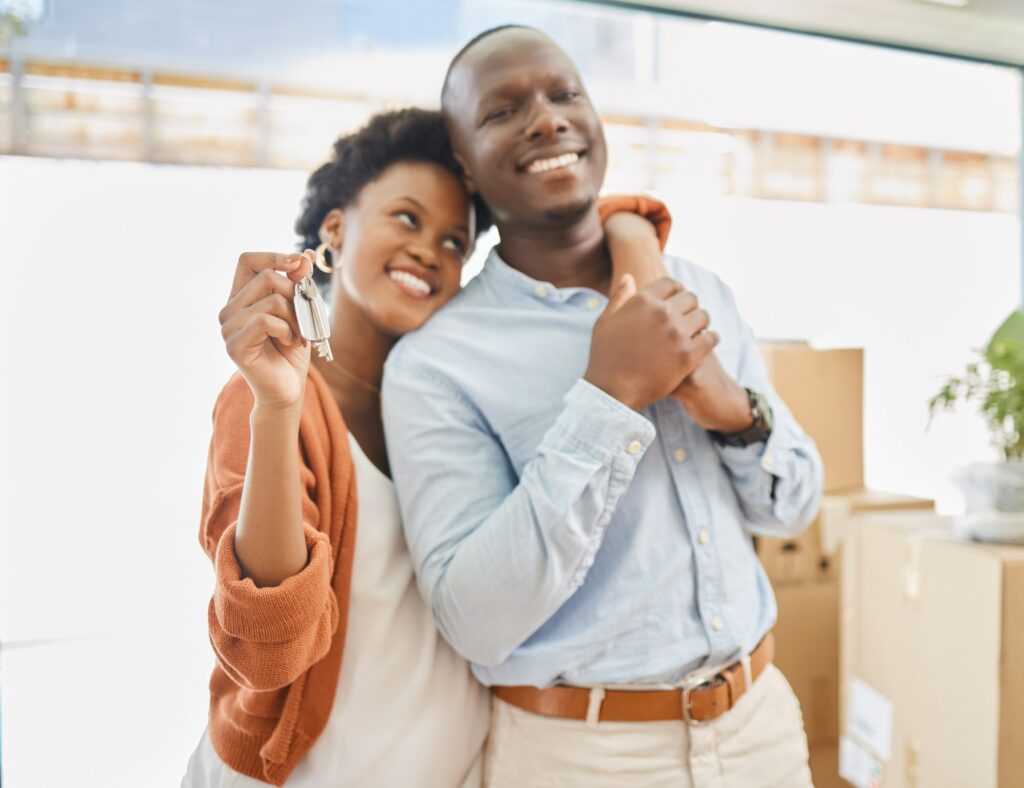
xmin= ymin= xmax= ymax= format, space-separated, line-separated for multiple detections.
xmin=219 ymin=251 xmax=316 ymax=411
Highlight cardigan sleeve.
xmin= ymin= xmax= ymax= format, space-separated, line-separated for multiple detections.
xmin=199 ymin=374 xmax=341 ymax=691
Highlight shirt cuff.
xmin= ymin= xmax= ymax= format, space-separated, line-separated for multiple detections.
xmin=552 ymin=378 xmax=657 ymax=465
xmin=714 ymin=416 xmax=800 ymax=482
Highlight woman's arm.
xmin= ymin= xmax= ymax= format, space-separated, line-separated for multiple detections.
xmin=234 ymin=404 xmax=309 ymax=587
xmin=198 ymin=251 xmax=341 ymax=691
xmin=216 ymin=251 xmax=314 ymax=587
xmin=201 ymin=374 xmax=340 ymax=691
xmin=598 ymin=195 xmax=671 ymax=289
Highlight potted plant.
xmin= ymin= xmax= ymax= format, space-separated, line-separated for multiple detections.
xmin=929 ymin=309 xmax=1024 ymax=542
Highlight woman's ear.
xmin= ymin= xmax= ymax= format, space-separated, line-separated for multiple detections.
xmin=454 ymin=153 xmax=477 ymax=195
xmin=318 ymin=208 xmax=346 ymax=252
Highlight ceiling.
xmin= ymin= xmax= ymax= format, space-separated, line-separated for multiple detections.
xmin=599 ymin=0 xmax=1024 ymax=67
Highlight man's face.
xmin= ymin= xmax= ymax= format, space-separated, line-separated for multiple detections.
xmin=444 ymin=30 xmax=607 ymax=228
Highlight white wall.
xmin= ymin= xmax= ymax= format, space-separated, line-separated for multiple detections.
xmin=0 ymin=152 xmax=1018 ymax=785
xmin=659 ymin=194 xmax=1020 ymax=504
xmin=0 ymin=155 xmax=308 ymax=787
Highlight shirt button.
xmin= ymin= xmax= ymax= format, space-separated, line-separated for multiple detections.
xmin=586 ymin=296 xmax=601 ymax=310
xmin=627 ymin=440 xmax=643 ymax=455
xmin=674 ymin=448 xmax=686 ymax=462
xmin=535 ymin=285 xmax=549 ymax=298
xmin=698 ymin=529 xmax=710 ymax=545
xmin=764 ymin=453 xmax=774 ymax=469
xmin=711 ymin=616 xmax=725 ymax=631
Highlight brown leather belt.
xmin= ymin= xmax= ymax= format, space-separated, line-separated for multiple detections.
xmin=493 ymin=632 xmax=774 ymax=724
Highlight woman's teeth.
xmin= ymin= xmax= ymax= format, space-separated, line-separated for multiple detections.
xmin=526 ymin=152 xmax=580 ymax=175
xmin=388 ymin=269 xmax=431 ymax=296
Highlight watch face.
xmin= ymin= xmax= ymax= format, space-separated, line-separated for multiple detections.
xmin=754 ymin=391 xmax=774 ymax=431
xmin=746 ymin=389 xmax=773 ymax=433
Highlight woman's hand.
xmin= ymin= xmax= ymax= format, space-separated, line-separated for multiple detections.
xmin=604 ymin=212 xmax=668 ymax=290
xmin=219 ymin=251 xmax=315 ymax=411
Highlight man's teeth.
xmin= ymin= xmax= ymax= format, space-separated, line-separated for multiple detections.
xmin=526 ymin=152 xmax=580 ymax=174
xmin=389 ymin=269 xmax=431 ymax=295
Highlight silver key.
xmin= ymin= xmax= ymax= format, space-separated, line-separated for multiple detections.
xmin=293 ymin=275 xmax=333 ymax=362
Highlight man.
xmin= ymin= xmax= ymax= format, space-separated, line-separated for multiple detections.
xmin=382 ymin=25 xmax=824 ymax=787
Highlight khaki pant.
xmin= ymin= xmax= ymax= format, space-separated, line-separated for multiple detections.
xmin=483 ymin=665 xmax=813 ymax=788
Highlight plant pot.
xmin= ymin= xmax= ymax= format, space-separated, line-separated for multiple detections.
xmin=953 ymin=460 xmax=1024 ymax=544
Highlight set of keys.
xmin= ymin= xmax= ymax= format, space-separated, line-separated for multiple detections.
xmin=293 ymin=273 xmax=334 ymax=362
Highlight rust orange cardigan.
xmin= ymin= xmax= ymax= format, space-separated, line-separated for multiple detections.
xmin=198 ymin=195 xmax=671 ymax=785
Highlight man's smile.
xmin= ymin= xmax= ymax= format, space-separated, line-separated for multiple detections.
xmin=518 ymin=149 xmax=587 ymax=175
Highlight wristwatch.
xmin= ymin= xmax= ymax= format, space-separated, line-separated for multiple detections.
xmin=712 ymin=388 xmax=774 ymax=447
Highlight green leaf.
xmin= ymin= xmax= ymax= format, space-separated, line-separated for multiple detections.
xmin=989 ymin=310 xmax=1024 ymax=352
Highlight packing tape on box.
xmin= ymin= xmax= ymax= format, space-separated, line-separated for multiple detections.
xmin=901 ymin=534 xmax=923 ymax=607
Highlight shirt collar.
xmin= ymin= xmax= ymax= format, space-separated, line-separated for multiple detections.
xmin=480 ymin=245 xmax=605 ymax=306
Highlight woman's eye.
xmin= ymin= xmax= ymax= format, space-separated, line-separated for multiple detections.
xmin=395 ymin=211 xmax=417 ymax=228
xmin=443 ymin=237 xmax=467 ymax=256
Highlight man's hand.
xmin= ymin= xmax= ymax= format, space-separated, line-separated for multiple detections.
xmin=598 ymin=225 xmax=753 ymax=431
xmin=584 ymin=275 xmax=719 ymax=412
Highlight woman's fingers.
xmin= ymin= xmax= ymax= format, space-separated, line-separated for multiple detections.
xmin=226 ymin=313 xmax=299 ymax=361
xmin=221 ymin=293 xmax=302 ymax=346
xmin=230 ymin=252 xmax=305 ymax=297
xmin=285 ymin=249 xmax=316 ymax=284
xmin=220 ymin=267 xmax=299 ymax=324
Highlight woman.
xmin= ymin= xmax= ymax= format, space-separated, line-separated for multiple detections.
xmin=183 ymin=108 xmax=670 ymax=787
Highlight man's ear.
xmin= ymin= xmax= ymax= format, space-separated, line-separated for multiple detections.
xmin=454 ymin=152 xmax=478 ymax=195
xmin=318 ymin=208 xmax=345 ymax=251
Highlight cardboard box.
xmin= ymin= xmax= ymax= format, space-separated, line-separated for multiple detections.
xmin=759 ymin=343 xmax=863 ymax=493
xmin=809 ymin=745 xmax=844 ymax=788
xmin=757 ymin=513 xmax=832 ymax=587
xmin=817 ymin=489 xmax=935 ymax=557
xmin=757 ymin=490 xmax=934 ymax=587
xmin=841 ymin=513 xmax=1024 ymax=787
xmin=774 ymin=581 xmax=840 ymax=748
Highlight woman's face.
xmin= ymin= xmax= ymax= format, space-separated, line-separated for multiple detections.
xmin=330 ymin=161 xmax=472 ymax=337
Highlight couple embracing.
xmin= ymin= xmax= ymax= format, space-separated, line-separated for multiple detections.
xmin=184 ymin=24 xmax=823 ymax=788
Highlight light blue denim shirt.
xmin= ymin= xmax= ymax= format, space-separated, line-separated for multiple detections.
xmin=382 ymin=247 xmax=823 ymax=687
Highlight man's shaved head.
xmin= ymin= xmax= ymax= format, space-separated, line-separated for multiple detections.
xmin=441 ymin=24 xmax=545 ymax=116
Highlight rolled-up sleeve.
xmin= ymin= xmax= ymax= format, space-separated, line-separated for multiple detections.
xmin=382 ymin=356 xmax=654 ymax=668
xmin=199 ymin=376 xmax=340 ymax=691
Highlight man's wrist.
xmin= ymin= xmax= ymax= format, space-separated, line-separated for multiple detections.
xmin=676 ymin=380 xmax=751 ymax=432
xmin=711 ymin=388 xmax=773 ymax=447
xmin=709 ymin=385 xmax=755 ymax=433
xmin=582 ymin=373 xmax=643 ymax=412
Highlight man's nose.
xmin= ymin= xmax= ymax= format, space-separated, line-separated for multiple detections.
xmin=525 ymin=101 xmax=569 ymax=141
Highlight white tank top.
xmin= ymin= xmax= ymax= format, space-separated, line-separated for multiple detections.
xmin=184 ymin=434 xmax=489 ymax=787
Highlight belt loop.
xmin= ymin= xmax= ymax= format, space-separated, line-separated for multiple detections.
xmin=741 ymin=654 xmax=753 ymax=692
xmin=586 ymin=687 xmax=606 ymax=727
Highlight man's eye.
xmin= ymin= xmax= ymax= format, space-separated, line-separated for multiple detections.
xmin=484 ymin=107 xmax=514 ymax=123
xmin=553 ymin=90 xmax=580 ymax=102
xmin=395 ymin=211 xmax=417 ymax=228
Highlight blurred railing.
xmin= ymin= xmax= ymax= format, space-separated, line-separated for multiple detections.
xmin=0 ymin=58 xmax=1017 ymax=214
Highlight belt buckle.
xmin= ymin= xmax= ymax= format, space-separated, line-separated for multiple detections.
xmin=680 ymin=664 xmax=721 ymax=726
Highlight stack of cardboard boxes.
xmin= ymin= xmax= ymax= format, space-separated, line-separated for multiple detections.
xmin=756 ymin=343 xmax=934 ymax=787
xmin=840 ymin=513 xmax=1024 ymax=786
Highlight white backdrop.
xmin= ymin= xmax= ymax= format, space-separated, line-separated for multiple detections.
xmin=0 ymin=154 xmax=1019 ymax=786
